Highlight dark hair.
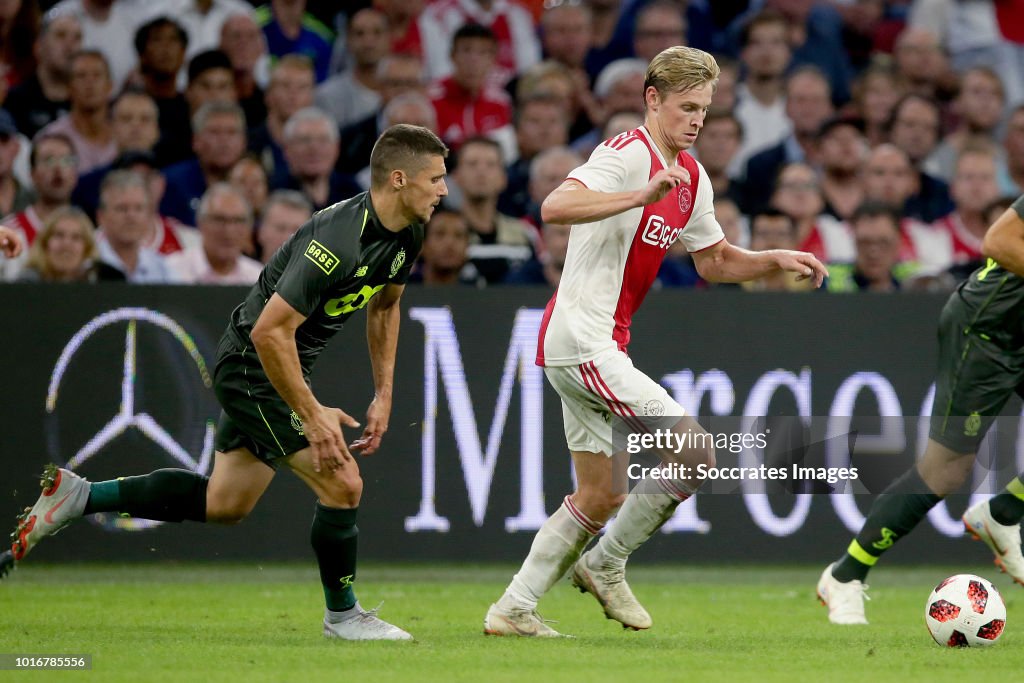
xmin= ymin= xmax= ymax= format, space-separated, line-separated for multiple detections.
xmin=188 ymin=49 xmax=233 ymax=84
xmin=513 ymin=92 xmax=568 ymax=127
xmin=70 ymin=49 xmax=110 ymax=78
xmin=424 ymin=208 xmax=467 ymax=238
xmin=850 ymin=200 xmax=902 ymax=231
xmin=702 ymin=108 xmax=743 ymax=139
xmin=30 ymin=131 xmax=76 ymax=170
xmin=457 ymin=135 xmax=504 ymax=164
xmin=134 ymin=16 xmax=188 ymax=57
xmin=369 ymin=124 xmax=449 ymax=188
xmin=740 ymin=9 xmax=787 ymax=49
xmin=451 ymin=23 xmax=497 ymax=52
xmin=750 ymin=207 xmax=796 ymax=235
xmin=886 ymin=93 xmax=941 ymax=135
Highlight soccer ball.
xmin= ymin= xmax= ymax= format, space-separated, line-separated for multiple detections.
xmin=924 ymin=574 xmax=1006 ymax=647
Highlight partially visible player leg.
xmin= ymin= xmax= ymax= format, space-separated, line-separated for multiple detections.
xmin=485 ymin=450 xmax=614 ymax=637
xmin=286 ymin=448 xmax=412 ymax=641
xmin=10 ymin=448 xmax=272 ymax=562
xmin=575 ymin=415 xmax=712 ymax=630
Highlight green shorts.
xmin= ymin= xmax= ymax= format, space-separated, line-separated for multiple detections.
xmin=929 ymin=294 xmax=1024 ymax=453
xmin=213 ymin=335 xmax=310 ymax=468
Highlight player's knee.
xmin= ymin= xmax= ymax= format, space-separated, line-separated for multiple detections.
xmin=318 ymin=468 xmax=363 ymax=508
xmin=574 ymin=488 xmax=625 ymax=520
xmin=206 ymin=500 xmax=254 ymax=525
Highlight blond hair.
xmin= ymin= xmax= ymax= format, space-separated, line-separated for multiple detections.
xmin=644 ymin=46 xmax=720 ymax=104
xmin=26 ymin=206 xmax=98 ymax=280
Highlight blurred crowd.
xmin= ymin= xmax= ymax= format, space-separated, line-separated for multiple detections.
xmin=0 ymin=0 xmax=1022 ymax=293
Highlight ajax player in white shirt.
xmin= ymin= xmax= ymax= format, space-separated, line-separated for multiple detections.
xmin=484 ymin=47 xmax=828 ymax=637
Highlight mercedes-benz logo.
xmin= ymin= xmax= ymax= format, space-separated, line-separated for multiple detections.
xmin=45 ymin=307 xmax=217 ymax=531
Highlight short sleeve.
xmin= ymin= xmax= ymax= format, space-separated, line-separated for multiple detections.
xmin=275 ymin=222 xmax=354 ymax=317
xmin=680 ymin=162 xmax=725 ymax=253
xmin=567 ymin=142 xmax=631 ymax=194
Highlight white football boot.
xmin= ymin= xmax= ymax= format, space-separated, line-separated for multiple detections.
xmin=483 ymin=598 xmax=565 ymax=637
xmin=10 ymin=464 xmax=90 ymax=561
xmin=816 ymin=562 xmax=869 ymax=625
xmin=570 ymin=553 xmax=652 ymax=630
xmin=963 ymin=500 xmax=1024 ymax=585
xmin=323 ymin=603 xmax=413 ymax=641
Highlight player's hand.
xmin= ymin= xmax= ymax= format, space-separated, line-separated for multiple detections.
xmin=636 ymin=166 xmax=691 ymax=207
xmin=773 ymin=250 xmax=829 ymax=288
xmin=304 ymin=404 xmax=360 ymax=473
xmin=0 ymin=225 xmax=22 ymax=258
xmin=350 ymin=394 xmax=391 ymax=456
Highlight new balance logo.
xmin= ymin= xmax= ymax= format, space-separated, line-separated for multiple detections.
xmin=354 ymin=266 xmax=368 ymax=277
xmin=640 ymin=214 xmax=682 ymax=250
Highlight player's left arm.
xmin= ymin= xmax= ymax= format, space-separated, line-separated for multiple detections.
xmin=353 ymin=282 xmax=405 ymax=455
xmin=981 ymin=198 xmax=1024 ymax=276
xmin=692 ymin=240 xmax=829 ymax=287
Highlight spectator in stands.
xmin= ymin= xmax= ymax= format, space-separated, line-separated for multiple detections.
xmin=167 ymin=182 xmax=262 ymax=284
xmin=16 ymin=207 xmax=124 ymax=282
xmin=862 ymin=143 xmax=952 ymax=275
xmin=714 ymin=196 xmax=747 ymax=248
xmin=523 ymin=145 xmax=583 ymax=227
xmin=158 ymin=0 xmax=252 ymax=59
xmin=740 ymin=66 xmax=833 ymax=211
xmin=420 ymin=0 xmax=540 ymax=86
xmin=1003 ymin=104 xmax=1024 ymax=194
xmin=220 ymin=13 xmax=269 ymax=127
xmin=409 ymin=208 xmax=482 ymax=286
xmin=52 ymin=0 xmax=150 ymax=90
xmin=0 ymin=131 xmax=77 ymax=281
xmin=569 ymin=58 xmax=646 ymax=157
xmin=602 ymin=110 xmax=643 ymax=140
xmin=429 ymin=23 xmax=513 ymax=152
xmin=278 ymin=107 xmax=359 ymax=211
xmin=118 ymin=150 xmax=201 ymax=256
xmin=850 ymin=62 xmax=904 ymax=147
xmin=936 ymin=144 xmax=1002 ymax=273
xmin=632 ymin=0 xmax=685 ymax=63
xmin=0 ymin=110 xmax=31 ymax=219
xmin=249 ymin=54 xmax=314 ymax=187
xmin=539 ymin=0 xmax=592 ymax=78
xmin=926 ymin=66 xmax=1006 ymax=183
xmin=95 ymin=170 xmax=176 ymax=283
xmin=6 ymin=11 xmax=81 ymax=138
xmin=892 ymin=27 xmax=951 ymax=101
xmin=734 ymin=10 xmax=792 ymax=171
xmin=0 ymin=0 xmax=39 ymax=88
xmin=742 ymin=208 xmax=812 ymax=292
xmin=254 ymin=0 xmax=333 ymax=83
xmin=452 ymin=136 xmax=535 ymax=284
xmin=505 ymin=221 xmax=570 ymax=287
xmin=228 ymin=155 xmax=270 ymax=225
xmin=41 ymin=49 xmax=115 ymax=174
xmin=888 ymin=93 xmax=954 ymax=223
xmin=818 ymin=115 xmax=868 ymax=221
xmin=827 ymin=201 xmax=905 ymax=293
xmin=256 ymin=188 xmax=311 ymax=264
xmin=316 ymin=8 xmax=388 ymax=130
xmin=508 ymin=94 xmax=571 ymax=210
xmin=516 ymin=60 xmax=595 ymax=146
xmin=709 ymin=55 xmax=738 ymax=114
xmin=135 ymin=16 xmax=189 ymax=164
xmin=184 ymin=49 xmax=237 ymax=114
xmin=772 ymin=161 xmax=854 ymax=263
xmin=693 ymin=110 xmax=743 ymax=206
xmin=163 ymin=101 xmax=247 ymax=226
xmin=371 ymin=0 xmax=430 ymax=64
xmin=338 ymin=53 xmax=425 ymax=175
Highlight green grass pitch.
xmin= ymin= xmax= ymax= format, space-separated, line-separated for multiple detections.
xmin=1 ymin=564 xmax=1022 ymax=682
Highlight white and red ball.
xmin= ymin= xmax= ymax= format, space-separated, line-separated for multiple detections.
xmin=925 ymin=574 xmax=1006 ymax=647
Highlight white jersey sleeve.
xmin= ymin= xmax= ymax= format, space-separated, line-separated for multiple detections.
xmin=679 ymin=161 xmax=725 ymax=252
xmin=567 ymin=143 xmax=633 ymax=194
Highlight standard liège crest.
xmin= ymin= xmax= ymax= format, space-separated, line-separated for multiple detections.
xmin=390 ymin=248 xmax=406 ymax=278
xmin=290 ymin=410 xmax=304 ymax=435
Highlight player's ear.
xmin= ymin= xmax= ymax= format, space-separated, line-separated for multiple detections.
xmin=644 ymin=86 xmax=661 ymax=112
xmin=391 ymin=170 xmax=406 ymax=190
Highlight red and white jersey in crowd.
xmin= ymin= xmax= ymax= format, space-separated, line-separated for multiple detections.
xmin=428 ymin=76 xmax=513 ymax=150
xmin=420 ymin=0 xmax=541 ymax=85
xmin=798 ymin=215 xmax=855 ymax=264
xmin=146 ymin=215 xmax=200 ymax=255
xmin=934 ymin=212 xmax=984 ymax=264
xmin=897 ymin=217 xmax=954 ymax=273
xmin=537 ymin=126 xmax=724 ymax=367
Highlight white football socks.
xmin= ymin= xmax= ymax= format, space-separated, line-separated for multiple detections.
xmin=584 ymin=475 xmax=693 ymax=570
xmin=503 ymin=496 xmax=602 ymax=610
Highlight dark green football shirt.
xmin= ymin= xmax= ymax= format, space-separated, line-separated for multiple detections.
xmin=955 ymin=195 xmax=1024 ymax=347
xmin=224 ymin=191 xmax=422 ymax=372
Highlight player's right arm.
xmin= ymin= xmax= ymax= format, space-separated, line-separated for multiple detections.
xmin=981 ymin=196 xmax=1024 ymax=276
xmin=251 ymin=294 xmax=360 ymax=473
